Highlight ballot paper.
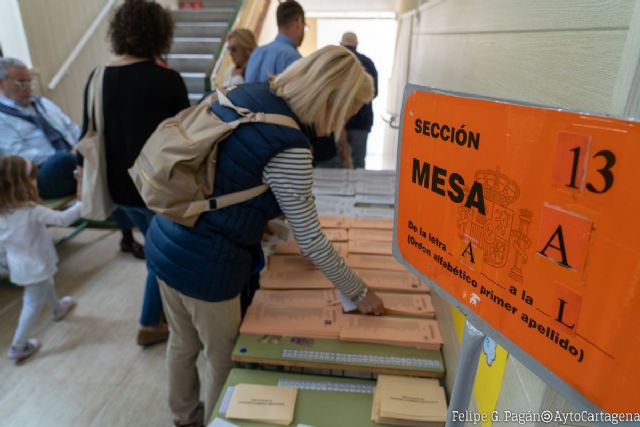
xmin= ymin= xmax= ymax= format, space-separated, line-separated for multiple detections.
xmin=347 ymin=254 xmax=406 ymax=271
xmin=348 ymin=228 xmax=393 ymax=242
xmin=269 ymin=255 xmax=317 ymax=272
xmin=339 ymin=315 xmax=443 ymax=350
xmin=273 ymin=241 xmax=348 ymax=257
xmin=354 ymin=269 xmax=429 ymax=293
xmin=348 ymin=218 xmax=394 ymax=230
xmin=240 ymin=304 xmax=342 ymax=338
xmin=319 ymin=216 xmax=349 ymax=228
xmin=322 ymin=228 xmax=349 ymax=242
xmin=252 ymin=289 xmax=339 ymax=308
xmin=261 ymin=270 xmax=334 ymax=290
xmin=226 ymin=384 xmax=297 ymax=426
xmin=378 ymin=293 xmax=435 ymax=318
xmin=348 ymin=239 xmax=393 ymax=255
xmin=372 ymin=375 xmax=447 ymax=427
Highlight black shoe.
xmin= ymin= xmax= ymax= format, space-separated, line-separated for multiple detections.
xmin=120 ymin=239 xmax=145 ymax=259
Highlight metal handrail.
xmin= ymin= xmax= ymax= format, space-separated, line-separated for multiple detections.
xmin=47 ymin=0 xmax=117 ymax=91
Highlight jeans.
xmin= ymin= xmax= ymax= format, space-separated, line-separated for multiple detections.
xmin=37 ymin=151 xmax=76 ymax=199
xmin=347 ymin=129 xmax=369 ymax=169
xmin=118 ymin=205 xmax=161 ymax=326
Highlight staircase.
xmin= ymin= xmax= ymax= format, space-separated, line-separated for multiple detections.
xmin=169 ymin=0 xmax=240 ymax=103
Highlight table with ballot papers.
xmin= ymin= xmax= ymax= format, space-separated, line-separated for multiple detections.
xmin=213 ymin=170 xmax=449 ymax=427
xmin=210 ymin=369 xmax=447 ymax=427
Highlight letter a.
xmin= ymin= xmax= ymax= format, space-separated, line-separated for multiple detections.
xmin=538 ymin=225 xmax=571 ymax=268
xmin=461 ymin=241 xmax=475 ymax=263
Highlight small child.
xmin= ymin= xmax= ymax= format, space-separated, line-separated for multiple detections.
xmin=0 ymin=155 xmax=82 ymax=363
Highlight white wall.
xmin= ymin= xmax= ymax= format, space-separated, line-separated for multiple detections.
xmin=0 ymin=0 xmax=32 ymax=66
xmin=394 ymin=0 xmax=640 ymax=423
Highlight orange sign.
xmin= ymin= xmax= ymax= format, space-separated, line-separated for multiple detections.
xmin=395 ymin=88 xmax=640 ymax=414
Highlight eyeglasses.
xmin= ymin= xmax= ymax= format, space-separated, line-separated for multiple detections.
xmin=12 ymin=80 xmax=33 ymax=89
xmin=228 ymin=46 xmax=238 ymax=53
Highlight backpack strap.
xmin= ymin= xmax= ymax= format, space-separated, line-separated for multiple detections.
xmin=182 ymin=89 xmax=301 ymax=220
xmin=216 ymin=89 xmax=300 ymax=130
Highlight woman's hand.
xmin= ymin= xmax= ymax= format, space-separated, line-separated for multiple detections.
xmin=356 ymin=288 xmax=385 ymax=315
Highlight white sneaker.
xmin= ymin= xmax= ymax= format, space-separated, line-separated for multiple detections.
xmin=7 ymin=339 xmax=41 ymax=363
xmin=53 ymin=296 xmax=76 ymax=321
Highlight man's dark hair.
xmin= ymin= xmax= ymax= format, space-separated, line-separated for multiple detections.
xmin=108 ymin=0 xmax=174 ymax=58
xmin=277 ymin=0 xmax=304 ymax=27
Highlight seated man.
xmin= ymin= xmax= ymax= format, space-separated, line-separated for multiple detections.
xmin=0 ymin=58 xmax=143 ymax=258
xmin=0 ymin=57 xmax=78 ymax=199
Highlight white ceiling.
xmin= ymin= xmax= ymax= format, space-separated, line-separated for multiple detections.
xmin=300 ymin=0 xmax=398 ymax=14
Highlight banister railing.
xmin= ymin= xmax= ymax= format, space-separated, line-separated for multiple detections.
xmin=47 ymin=0 xmax=117 ymax=91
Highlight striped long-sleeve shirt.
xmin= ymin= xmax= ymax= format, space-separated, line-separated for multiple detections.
xmin=262 ymin=147 xmax=366 ymax=300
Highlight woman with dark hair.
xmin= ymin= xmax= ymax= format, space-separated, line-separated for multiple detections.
xmin=80 ymin=0 xmax=190 ymax=346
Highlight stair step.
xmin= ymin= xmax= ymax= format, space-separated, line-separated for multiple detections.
xmin=171 ymin=37 xmax=221 ymax=54
xmin=181 ymin=72 xmax=207 ymax=94
xmin=174 ymin=22 xmax=229 ymax=38
xmin=168 ymin=54 xmax=214 ymax=73
xmin=201 ymin=0 xmax=238 ymax=7
xmin=172 ymin=8 xmax=235 ymax=23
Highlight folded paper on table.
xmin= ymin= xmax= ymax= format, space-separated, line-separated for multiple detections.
xmin=348 ymin=239 xmax=393 ymax=255
xmin=226 ymin=383 xmax=297 ymax=426
xmin=378 ymin=293 xmax=435 ymax=318
xmin=261 ymin=270 xmax=334 ymax=290
xmin=348 ymin=228 xmax=393 ymax=242
xmin=253 ymin=289 xmax=339 ymax=307
xmin=347 ymin=254 xmax=406 ymax=271
xmin=339 ymin=315 xmax=442 ymax=350
xmin=241 ymin=303 xmax=342 ymax=338
xmin=372 ymin=375 xmax=447 ymax=427
xmin=354 ymin=269 xmax=429 ymax=293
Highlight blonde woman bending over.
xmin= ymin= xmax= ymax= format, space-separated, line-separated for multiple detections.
xmin=145 ymin=45 xmax=384 ymax=427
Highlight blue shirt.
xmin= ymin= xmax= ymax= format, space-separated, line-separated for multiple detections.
xmin=245 ymin=34 xmax=301 ymax=83
xmin=0 ymin=95 xmax=79 ymax=165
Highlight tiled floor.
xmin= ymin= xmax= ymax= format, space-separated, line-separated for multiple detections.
xmin=0 ymin=228 xmax=172 ymax=427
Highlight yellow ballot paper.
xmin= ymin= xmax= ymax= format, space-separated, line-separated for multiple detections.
xmin=372 ymin=375 xmax=447 ymax=426
xmin=226 ymin=384 xmax=297 ymax=426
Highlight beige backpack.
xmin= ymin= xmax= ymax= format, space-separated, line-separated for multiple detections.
xmin=128 ymin=89 xmax=300 ymax=227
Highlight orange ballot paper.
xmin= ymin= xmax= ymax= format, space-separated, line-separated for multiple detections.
xmin=372 ymin=375 xmax=447 ymax=426
xmin=226 ymin=384 xmax=297 ymax=426
xmin=354 ymin=269 xmax=429 ymax=293
xmin=261 ymin=270 xmax=334 ymax=290
xmin=269 ymin=255 xmax=316 ymax=272
xmin=378 ymin=293 xmax=435 ymax=318
xmin=348 ymin=228 xmax=393 ymax=242
xmin=252 ymin=289 xmax=339 ymax=307
xmin=339 ymin=315 xmax=442 ymax=350
xmin=240 ymin=304 xmax=342 ymax=338
xmin=347 ymin=254 xmax=406 ymax=271
xmin=348 ymin=239 xmax=393 ymax=255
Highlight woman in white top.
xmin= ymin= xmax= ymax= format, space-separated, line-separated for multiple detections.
xmin=0 ymin=155 xmax=81 ymax=363
xmin=213 ymin=28 xmax=257 ymax=88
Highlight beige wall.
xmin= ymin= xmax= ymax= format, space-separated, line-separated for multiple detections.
xmin=396 ymin=0 xmax=640 ymax=423
xmin=19 ymin=0 xmax=117 ymax=123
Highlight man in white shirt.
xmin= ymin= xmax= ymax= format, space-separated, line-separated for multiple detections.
xmin=0 ymin=57 xmax=79 ymax=199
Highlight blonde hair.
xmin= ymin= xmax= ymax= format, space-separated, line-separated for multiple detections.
xmin=227 ymin=28 xmax=257 ymax=56
xmin=0 ymin=156 xmax=40 ymax=214
xmin=270 ymin=45 xmax=374 ymax=135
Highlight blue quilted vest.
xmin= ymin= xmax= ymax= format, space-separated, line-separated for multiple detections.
xmin=145 ymin=83 xmax=310 ymax=302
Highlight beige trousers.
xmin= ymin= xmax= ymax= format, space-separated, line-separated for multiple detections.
xmin=158 ymin=279 xmax=241 ymax=426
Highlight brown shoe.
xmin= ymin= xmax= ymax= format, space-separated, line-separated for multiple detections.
xmin=120 ymin=239 xmax=145 ymax=260
xmin=136 ymin=325 xmax=169 ymax=346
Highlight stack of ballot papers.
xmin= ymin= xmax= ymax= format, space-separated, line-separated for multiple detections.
xmin=261 ymin=270 xmax=334 ymax=290
xmin=339 ymin=315 xmax=443 ymax=350
xmin=252 ymin=289 xmax=339 ymax=308
xmin=372 ymin=375 xmax=447 ymax=426
xmin=240 ymin=303 xmax=342 ymax=338
xmin=378 ymin=292 xmax=435 ymax=318
xmin=347 ymin=254 xmax=406 ymax=271
xmin=226 ymin=384 xmax=297 ymax=426
xmin=354 ymin=269 xmax=429 ymax=293
xmin=273 ymin=240 xmax=348 ymax=256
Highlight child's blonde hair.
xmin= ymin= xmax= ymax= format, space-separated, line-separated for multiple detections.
xmin=270 ymin=45 xmax=374 ymax=136
xmin=0 ymin=156 xmax=40 ymax=214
